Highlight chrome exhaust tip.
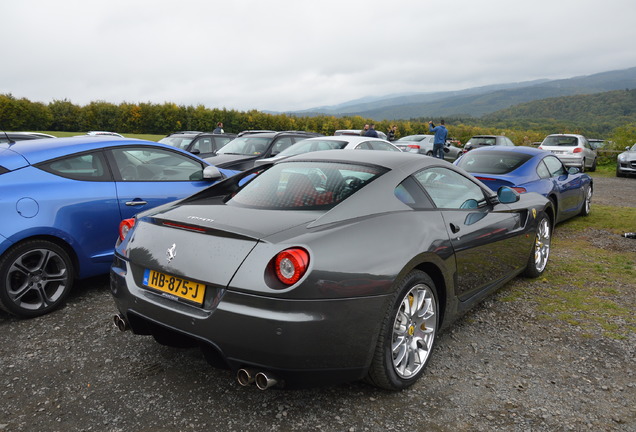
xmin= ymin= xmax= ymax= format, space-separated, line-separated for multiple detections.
xmin=255 ymin=371 xmax=278 ymax=390
xmin=113 ymin=314 xmax=130 ymax=332
xmin=236 ymin=368 xmax=257 ymax=386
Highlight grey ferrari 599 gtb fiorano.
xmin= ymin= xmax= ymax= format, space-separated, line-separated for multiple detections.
xmin=110 ymin=150 xmax=554 ymax=390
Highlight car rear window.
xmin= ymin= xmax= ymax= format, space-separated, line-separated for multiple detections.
xmin=228 ymin=161 xmax=387 ymax=210
xmin=468 ymin=137 xmax=496 ymax=146
xmin=456 ymin=151 xmax=532 ymax=174
xmin=542 ymin=136 xmax=578 ymax=147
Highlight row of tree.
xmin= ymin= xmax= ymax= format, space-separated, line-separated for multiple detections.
xmin=1 ymin=93 xmax=634 ymax=151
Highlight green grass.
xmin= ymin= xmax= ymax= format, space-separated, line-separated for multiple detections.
xmin=499 ymin=210 xmax=636 ymax=340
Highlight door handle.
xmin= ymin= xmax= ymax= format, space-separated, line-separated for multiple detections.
xmin=125 ymin=200 xmax=148 ymax=206
xmin=450 ymin=223 xmax=460 ymax=234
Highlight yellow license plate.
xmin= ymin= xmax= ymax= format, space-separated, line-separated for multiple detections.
xmin=143 ymin=269 xmax=206 ymax=306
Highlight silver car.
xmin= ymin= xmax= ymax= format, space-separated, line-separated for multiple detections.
xmin=616 ymin=143 xmax=636 ymax=177
xmin=394 ymin=134 xmax=462 ymax=162
xmin=539 ymin=134 xmax=597 ymax=172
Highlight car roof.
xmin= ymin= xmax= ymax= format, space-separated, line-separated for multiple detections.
xmin=466 ymin=146 xmax=548 ymax=156
xmin=0 ymin=136 xmax=190 ymax=165
xmin=301 ymin=135 xmax=392 ymax=144
xmin=283 ymin=148 xmax=440 ymax=171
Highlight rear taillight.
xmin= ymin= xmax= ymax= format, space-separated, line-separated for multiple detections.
xmin=573 ymin=147 xmax=583 ymax=153
xmin=407 ymin=144 xmax=420 ymax=150
xmin=475 ymin=176 xmax=498 ymax=182
xmin=512 ymin=187 xmax=527 ymax=193
xmin=119 ymin=218 xmax=135 ymax=242
xmin=538 ymin=146 xmax=543 ymax=150
xmin=274 ymin=248 xmax=309 ymax=285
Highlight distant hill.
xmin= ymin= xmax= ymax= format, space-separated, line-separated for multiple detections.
xmin=286 ymin=66 xmax=636 ymax=120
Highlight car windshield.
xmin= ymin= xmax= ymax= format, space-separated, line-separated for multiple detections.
xmin=216 ymin=137 xmax=271 ymax=155
xmin=227 ymin=161 xmax=387 ymax=210
xmin=468 ymin=137 xmax=496 ymax=146
xmin=158 ymin=136 xmax=194 ymax=150
xmin=456 ymin=151 xmax=532 ymax=174
xmin=277 ymin=139 xmax=348 ymax=157
xmin=542 ymin=136 xmax=578 ymax=147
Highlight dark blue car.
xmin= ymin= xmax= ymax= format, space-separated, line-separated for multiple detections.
xmin=455 ymin=146 xmax=592 ymax=223
xmin=0 ymin=136 xmax=236 ymax=317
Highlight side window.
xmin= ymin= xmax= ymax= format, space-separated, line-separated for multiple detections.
xmin=369 ymin=141 xmax=400 ymax=151
xmin=543 ymin=155 xmax=566 ymax=177
xmin=193 ymin=138 xmax=213 ymax=154
xmin=110 ymin=147 xmax=205 ymax=181
xmin=414 ymin=167 xmax=486 ymax=209
xmin=271 ymin=137 xmax=294 ymax=154
xmin=536 ymin=160 xmax=551 ymax=179
xmin=38 ymin=152 xmax=110 ymax=181
xmin=355 ymin=141 xmax=372 ymax=150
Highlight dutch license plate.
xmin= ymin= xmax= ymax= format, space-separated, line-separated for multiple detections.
xmin=143 ymin=269 xmax=206 ymax=306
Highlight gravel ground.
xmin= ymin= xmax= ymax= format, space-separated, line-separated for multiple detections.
xmin=1 ymin=176 xmax=635 ymax=432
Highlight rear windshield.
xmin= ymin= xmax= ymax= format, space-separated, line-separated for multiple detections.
xmin=467 ymin=137 xmax=496 ymax=146
xmin=542 ymin=136 xmax=578 ymax=147
xmin=278 ymin=139 xmax=348 ymax=157
xmin=456 ymin=151 xmax=532 ymax=174
xmin=228 ymin=161 xmax=387 ymax=210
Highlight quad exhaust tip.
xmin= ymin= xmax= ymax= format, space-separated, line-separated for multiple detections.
xmin=236 ymin=368 xmax=279 ymax=390
xmin=113 ymin=314 xmax=130 ymax=332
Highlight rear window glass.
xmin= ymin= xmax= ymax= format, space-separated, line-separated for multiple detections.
xmin=467 ymin=137 xmax=496 ymax=146
xmin=228 ymin=161 xmax=387 ymax=210
xmin=542 ymin=136 xmax=578 ymax=147
xmin=217 ymin=137 xmax=271 ymax=155
xmin=456 ymin=151 xmax=532 ymax=174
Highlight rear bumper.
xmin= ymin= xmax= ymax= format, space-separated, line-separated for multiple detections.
xmin=110 ymin=255 xmax=391 ymax=387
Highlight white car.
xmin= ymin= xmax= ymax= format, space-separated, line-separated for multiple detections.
xmin=394 ymin=134 xmax=462 ymax=162
xmin=539 ymin=134 xmax=597 ymax=172
xmin=254 ymin=135 xmax=401 ymax=166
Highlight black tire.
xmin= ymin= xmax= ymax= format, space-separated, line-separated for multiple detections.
xmin=366 ymin=270 xmax=439 ymax=390
xmin=426 ymin=151 xmax=433 ymax=157
xmin=579 ymin=159 xmax=585 ymax=173
xmin=523 ymin=215 xmax=551 ymax=278
xmin=589 ymin=157 xmax=597 ymax=172
xmin=579 ymin=185 xmax=592 ymax=216
xmin=616 ymin=165 xmax=625 ymax=178
xmin=0 ymin=240 xmax=74 ymax=318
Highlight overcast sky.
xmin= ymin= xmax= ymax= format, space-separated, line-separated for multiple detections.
xmin=2 ymin=0 xmax=635 ymax=112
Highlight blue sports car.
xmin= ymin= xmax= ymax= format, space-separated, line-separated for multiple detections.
xmin=0 ymin=136 xmax=235 ymax=317
xmin=455 ymin=146 xmax=592 ymax=223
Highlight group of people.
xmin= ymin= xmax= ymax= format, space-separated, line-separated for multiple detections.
xmin=360 ymin=120 xmax=449 ymax=159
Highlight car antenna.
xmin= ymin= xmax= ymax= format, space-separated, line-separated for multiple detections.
xmin=2 ymin=130 xmax=16 ymax=145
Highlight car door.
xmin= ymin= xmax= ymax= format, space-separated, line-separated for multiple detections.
xmin=413 ymin=166 xmax=527 ymax=300
xmin=542 ymin=155 xmax=583 ymax=219
xmin=107 ymin=146 xmax=213 ymax=221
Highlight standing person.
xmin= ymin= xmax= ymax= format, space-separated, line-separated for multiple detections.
xmin=387 ymin=125 xmax=397 ymax=141
xmin=365 ymin=124 xmax=379 ymax=138
xmin=429 ymin=120 xmax=448 ymax=159
xmin=360 ymin=124 xmax=369 ymax=136
xmin=213 ymin=122 xmax=224 ymax=133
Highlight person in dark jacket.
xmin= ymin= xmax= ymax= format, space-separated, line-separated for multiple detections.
xmin=387 ymin=125 xmax=397 ymax=141
xmin=429 ymin=120 xmax=448 ymax=159
xmin=365 ymin=124 xmax=379 ymax=138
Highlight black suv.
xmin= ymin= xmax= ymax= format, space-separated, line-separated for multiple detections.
xmin=158 ymin=131 xmax=237 ymax=159
xmin=205 ymin=130 xmax=323 ymax=171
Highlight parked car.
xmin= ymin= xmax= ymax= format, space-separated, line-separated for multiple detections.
xmin=334 ymin=129 xmax=388 ymax=140
xmin=254 ymin=135 xmax=401 ymax=166
xmin=538 ymin=134 xmax=597 ymax=172
xmin=455 ymin=146 xmax=593 ymax=223
xmin=394 ymin=134 xmax=462 ymax=162
xmin=462 ymin=135 xmax=515 ymax=154
xmin=86 ymin=131 xmax=124 ymax=137
xmin=111 ymin=150 xmax=554 ymax=391
xmin=1 ymin=132 xmax=56 ymax=143
xmin=588 ymin=139 xmax=605 ymax=150
xmin=205 ymin=131 xmax=322 ymax=171
xmin=0 ymin=136 xmax=236 ymax=318
xmin=616 ymin=143 xmax=636 ymax=177
xmin=159 ymin=131 xmax=237 ymax=159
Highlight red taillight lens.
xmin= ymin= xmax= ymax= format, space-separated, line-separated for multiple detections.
xmin=475 ymin=176 xmax=498 ymax=182
xmin=573 ymin=147 xmax=583 ymax=153
xmin=538 ymin=146 xmax=543 ymax=150
xmin=407 ymin=144 xmax=420 ymax=150
xmin=512 ymin=187 xmax=527 ymax=193
xmin=119 ymin=218 xmax=135 ymax=241
xmin=274 ymin=248 xmax=309 ymax=285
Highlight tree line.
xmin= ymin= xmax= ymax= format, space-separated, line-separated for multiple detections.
xmin=1 ymin=93 xmax=634 ymax=151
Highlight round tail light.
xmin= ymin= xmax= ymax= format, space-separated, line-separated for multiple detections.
xmin=274 ymin=248 xmax=309 ymax=285
xmin=119 ymin=218 xmax=136 ymax=241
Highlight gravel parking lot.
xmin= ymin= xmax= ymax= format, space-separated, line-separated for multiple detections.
xmin=1 ymin=176 xmax=635 ymax=432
